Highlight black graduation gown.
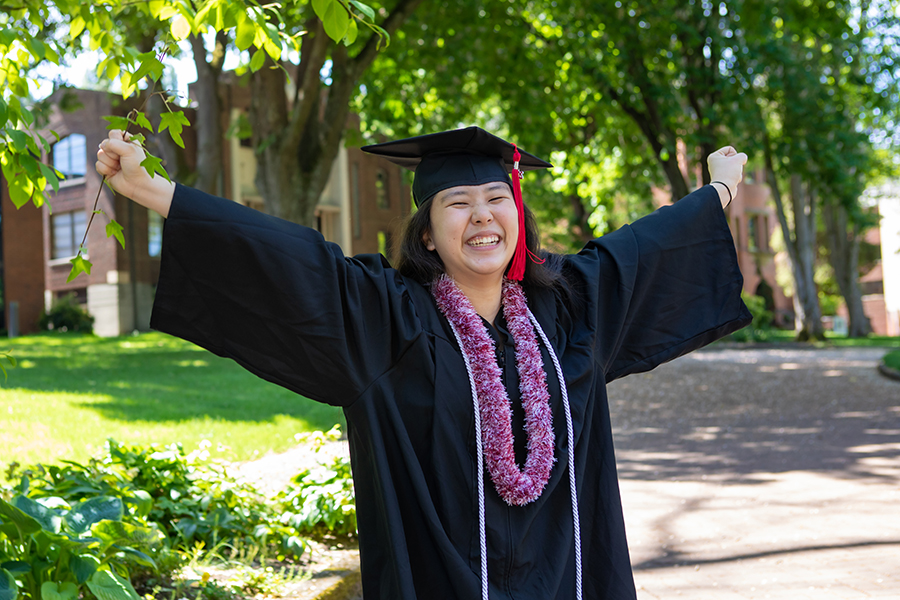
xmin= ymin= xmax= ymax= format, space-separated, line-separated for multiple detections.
xmin=150 ymin=183 xmax=751 ymax=600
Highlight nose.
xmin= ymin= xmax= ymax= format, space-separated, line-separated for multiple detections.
xmin=471 ymin=202 xmax=493 ymax=224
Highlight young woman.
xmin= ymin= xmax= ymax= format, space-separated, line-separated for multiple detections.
xmin=97 ymin=126 xmax=750 ymax=600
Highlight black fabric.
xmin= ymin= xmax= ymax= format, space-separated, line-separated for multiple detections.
xmin=361 ymin=126 xmax=552 ymax=205
xmin=151 ymin=183 xmax=751 ymax=600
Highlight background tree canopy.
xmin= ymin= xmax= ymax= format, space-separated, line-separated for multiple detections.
xmin=2 ymin=0 xmax=899 ymax=339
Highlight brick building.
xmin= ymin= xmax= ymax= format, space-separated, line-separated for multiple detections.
xmin=1 ymin=87 xmax=410 ymax=336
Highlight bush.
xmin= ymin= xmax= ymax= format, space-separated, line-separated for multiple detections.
xmin=39 ymin=294 xmax=94 ymax=333
xmin=884 ymin=350 xmax=900 ymax=372
xmin=730 ymin=292 xmax=774 ymax=342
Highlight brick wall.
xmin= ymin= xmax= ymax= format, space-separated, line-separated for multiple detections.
xmin=1 ymin=184 xmax=45 ymax=334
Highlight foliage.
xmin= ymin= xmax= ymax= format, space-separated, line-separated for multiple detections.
xmin=0 ymin=427 xmax=359 ymax=599
xmin=275 ymin=427 xmax=356 ymax=540
xmin=0 ymin=474 xmax=164 ymax=600
xmin=16 ymin=440 xmax=307 ymax=564
xmin=1 ymin=0 xmax=386 ymax=284
xmin=883 ymin=350 xmax=900 ymax=372
xmin=729 ymin=292 xmax=774 ymax=343
xmin=38 ymin=295 xmax=94 ymax=334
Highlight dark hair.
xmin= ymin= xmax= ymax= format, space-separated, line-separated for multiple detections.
xmin=395 ymin=197 xmax=565 ymax=291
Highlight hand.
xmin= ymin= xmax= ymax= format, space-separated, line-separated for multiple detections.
xmin=96 ymin=130 xmax=174 ymax=217
xmin=707 ymin=146 xmax=748 ymax=207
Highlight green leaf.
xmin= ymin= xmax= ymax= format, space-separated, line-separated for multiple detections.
xmin=67 ymin=497 xmax=123 ymax=535
xmin=70 ymin=16 xmax=86 ymax=40
xmin=115 ymin=547 xmax=156 ymax=569
xmin=140 ymin=154 xmax=171 ymax=182
xmin=0 ymin=497 xmax=42 ymax=536
xmin=0 ymin=99 xmax=7 ymax=128
xmin=91 ymin=521 xmax=157 ymax=551
xmin=170 ymin=14 xmax=191 ymax=41
xmin=133 ymin=111 xmax=152 ymax=132
xmin=86 ymin=571 xmax=140 ymax=600
xmin=69 ymin=555 xmax=100 ymax=585
xmin=126 ymin=491 xmax=152 ymax=519
xmin=348 ymin=0 xmax=376 ymax=21
xmin=159 ymin=111 xmax=189 ymax=149
xmin=249 ymin=48 xmax=266 ymax=72
xmin=7 ymin=130 xmax=28 ymax=152
xmin=41 ymin=581 xmax=78 ymax=600
xmin=12 ymin=496 xmax=62 ymax=534
xmin=0 ymin=568 xmax=17 ymax=600
xmin=102 ymin=116 xmax=131 ymax=131
xmin=343 ymin=18 xmax=358 ymax=46
xmin=67 ymin=255 xmax=92 ymax=284
xmin=105 ymin=220 xmax=125 ymax=249
xmin=39 ymin=163 xmax=60 ymax=194
xmin=132 ymin=52 xmax=165 ymax=84
xmin=235 ymin=11 xmax=255 ymax=51
xmin=0 ymin=562 xmax=29 ymax=576
xmin=313 ymin=0 xmax=350 ymax=43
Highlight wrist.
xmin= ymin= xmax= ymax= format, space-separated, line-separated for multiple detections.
xmin=709 ymin=181 xmax=733 ymax=208
xmin=133 ymin=176 xmax=175 ymax=218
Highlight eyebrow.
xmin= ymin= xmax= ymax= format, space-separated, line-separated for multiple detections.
xmin=439 ymin=183 xmax=512 ymax=202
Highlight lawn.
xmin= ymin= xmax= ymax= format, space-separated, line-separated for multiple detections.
xmin=0 ymin=331 xmax=344 ymax=468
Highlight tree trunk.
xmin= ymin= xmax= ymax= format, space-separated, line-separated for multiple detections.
xmin=822 ymin=199 xmax=871 ymax=337
xmin=568 ymin=192 xmax=595 ymax=243
xmin=764 ymin=154 xmax=824 ymax=341
xmin=190 ymin=32 xmax=227 ymax=195
xmin=788 ymin=174 xmax=825 ymax=341
xmin=248 ymin=0 xmax=423 ymax=226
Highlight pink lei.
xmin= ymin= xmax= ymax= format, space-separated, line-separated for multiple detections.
xmin=431 ymin=275 xmax=555 ymax=506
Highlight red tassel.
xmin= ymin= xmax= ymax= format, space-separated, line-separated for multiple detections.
xmin=507 ymin=145 xmax=544 ymax=281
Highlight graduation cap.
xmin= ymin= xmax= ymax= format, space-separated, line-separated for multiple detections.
xmin=362 ymin=126 xmax=552 ymax=281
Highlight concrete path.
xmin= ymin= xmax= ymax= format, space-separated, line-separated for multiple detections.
xmin=608 ymin=346 xmax=900 ymax=599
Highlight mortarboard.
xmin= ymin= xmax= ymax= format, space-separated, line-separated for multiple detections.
xmin=361 ymin=126 xmax=552 ymax=280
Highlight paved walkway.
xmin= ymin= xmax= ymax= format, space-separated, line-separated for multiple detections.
xmin=609 ymin=346 xmax=900 ymax=599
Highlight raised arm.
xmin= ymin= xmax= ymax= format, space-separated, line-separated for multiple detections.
xmin=96 ymin=130 xmax=175 ymax=217
xmin=707 ymin=146 xmax=748 ymax=208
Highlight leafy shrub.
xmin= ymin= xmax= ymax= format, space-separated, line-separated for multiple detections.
xmin=884 ymin=350 xmax=900 ymax=372
xmin=276 ymin=427 xmax=356 ymax=540
xmin=730 ymin=292 xmax=774 ymax=342
xmin=1 ymin=431 xmax=359 ymax=600
xmin=0 ymin=479 xmax=164 ymax=600
xmin=39 ymin=294 xmax=94 ymax=333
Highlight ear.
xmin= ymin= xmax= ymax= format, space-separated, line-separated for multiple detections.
xmin=422 ymin=229 xmax=436 ymax=251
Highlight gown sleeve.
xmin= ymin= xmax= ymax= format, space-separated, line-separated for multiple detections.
xmin=149 ymin=184 xmax=420 ymax=407
xmin=566 ymin=184 xmax=752 ymax=382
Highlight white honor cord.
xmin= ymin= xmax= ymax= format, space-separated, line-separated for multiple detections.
xmin=446 ymin=313 xmax=582 ymax=600
xmin=446 ymin=320 xmax=490 ymax=600
xmin=528 ymin=308 xmax=582 ymax=600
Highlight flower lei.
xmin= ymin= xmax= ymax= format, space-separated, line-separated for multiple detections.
xmin=431 ymin=275 xmax=555 ymax=506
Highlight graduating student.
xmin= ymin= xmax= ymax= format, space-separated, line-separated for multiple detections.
xmin=96 ymin=126 xmax=751 ymax=600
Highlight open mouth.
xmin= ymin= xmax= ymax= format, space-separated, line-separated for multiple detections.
xmin=467 ymin=235 xmax=500 ymax=247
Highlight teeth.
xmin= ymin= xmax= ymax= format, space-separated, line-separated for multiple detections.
xmin=468 ymin=236 xmax=499 ymax=247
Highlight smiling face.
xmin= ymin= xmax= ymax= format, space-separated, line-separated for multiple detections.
xmin=424 ymin=181 xmax=519 ymax=288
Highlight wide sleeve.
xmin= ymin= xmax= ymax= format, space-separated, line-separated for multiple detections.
xmin=565 ymin=185 xmax=752 ymax=382
xmin=149 ymin=184 xmax=421 ymax=407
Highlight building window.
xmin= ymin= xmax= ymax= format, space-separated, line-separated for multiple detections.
xmin=748 ymin=214 xmax=769 ymax=252
xmin=51 ymin=210 xmax=87 ymax=259
xmin=52 ymin=134 xmax=87 ymax=180
xmin=148 ymin=211 xmax=163 ymax=257
xmin=375 ymin=169 xmax=389 ymax=210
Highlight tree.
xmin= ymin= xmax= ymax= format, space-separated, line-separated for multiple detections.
xmin=0 ymin=0 xmax=390 ymax=282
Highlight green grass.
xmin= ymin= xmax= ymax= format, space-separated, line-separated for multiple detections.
xmin=0 ymin=332 xmax=344 ymax=468
xmin=726 ymin=328 xmax=900 ymax=347
xmin=884 ymin=350 xmax=900 ymax=371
